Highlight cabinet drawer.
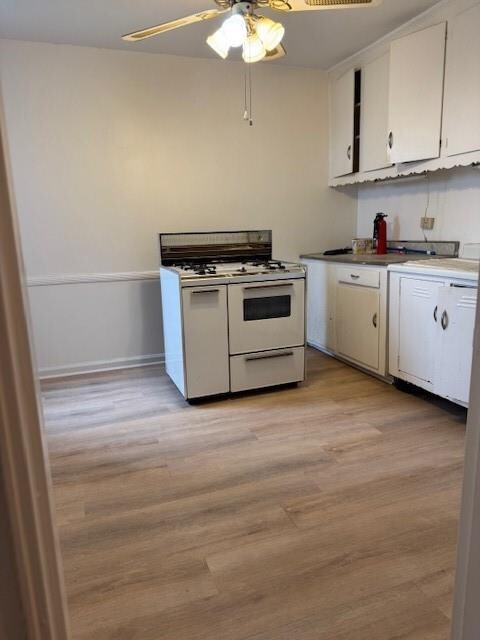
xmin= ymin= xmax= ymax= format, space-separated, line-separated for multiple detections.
xmin=230 ymin=347 xmax=305 ymax=393
xmin=337 ymin=267 xmax=380 ymax=289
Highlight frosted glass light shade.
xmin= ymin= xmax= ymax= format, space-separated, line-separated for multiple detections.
xmin=242 ymin=34 xmax=266 ymax=63
xmin=206 ymin=28 xmax=230 ymax=59
xmin=256 ymin=17 xmax=285 ymax=52
xmin=222 ymin=14 xmax=248 ymax=47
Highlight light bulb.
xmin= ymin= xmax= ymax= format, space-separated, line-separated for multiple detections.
xmin=242 ymin=33 xmax=266 ymax=63
xmin=222 ymin=14 xmax=248 ymax=47
xmin=206 ymin=28 xmax=230 ymax=59
xmin=256 ymin=17 xmax=285 ymax=52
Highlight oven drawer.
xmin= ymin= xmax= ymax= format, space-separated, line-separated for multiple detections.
xmin=337 ymin=267 xmax=380 ymax=288
xmin=230 ymin=347 xmax=305 ymax=393
xmin=228 ymin=279 xmax=305 ymax=355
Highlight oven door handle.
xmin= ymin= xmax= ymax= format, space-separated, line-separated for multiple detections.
xmin=245 ymin=351 xmax=294 ymax=362
xmin=243 ymin=283 xmax=294 ymax=290
xmin=191 ymin=289 xmax=220 ymax=294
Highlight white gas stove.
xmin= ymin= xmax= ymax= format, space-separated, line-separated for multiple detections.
xmin=159 ymin=231 xmax=306 ymax=400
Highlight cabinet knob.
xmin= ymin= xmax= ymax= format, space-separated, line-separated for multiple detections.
xmin=372 ymin=312 xmax=378 ymax=328
xmin=347 ymin=145 xmax=352 ymax=160
xmin=388 ymin=131 xmax=394 ymax=149
xmin=433 ymin=305 xmax=438 ymax=322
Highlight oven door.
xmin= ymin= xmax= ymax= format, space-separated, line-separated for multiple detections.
xmin=228 ymin=279 xmax=305 ymax=355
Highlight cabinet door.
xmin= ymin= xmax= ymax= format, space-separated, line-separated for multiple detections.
xmin=331 ymin=69 xmax=355 ymax=178
xmin=435 ymin=286 xmax=477 ymax=405
xmin=335 ymin=283 xmax=379 ymax=371
xmin=388 ymin=22 xmax=446 ymax=164
xmin=443 ymin=4 xmax=480 ymax=157
xmin=305 ymin=261 xmax=335 ymax=351
xmin=360 ymin=52 xmax=392 ymax=173
xmin=182 ymin=285 xmax=229 ymax=398
xmin=397 ymin=278 xmax=444 ymax=384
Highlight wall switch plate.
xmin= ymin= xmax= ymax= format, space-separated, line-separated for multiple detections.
xmin=420 ymin=217 xmax=435 ymax=230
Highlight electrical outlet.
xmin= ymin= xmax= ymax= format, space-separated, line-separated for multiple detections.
xmin=420 ymin=217 xmax=435 ymax=230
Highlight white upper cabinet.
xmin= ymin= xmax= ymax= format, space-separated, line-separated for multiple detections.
xmin=443 ymin=3 xmax=480 ymax=157
xmin=360 ymin=52 xmax=392 ymax=173
xmin=331 ymin=69 xmax=355 ymax=178
xmin=387 ymin=22 xmax=447 ymax=164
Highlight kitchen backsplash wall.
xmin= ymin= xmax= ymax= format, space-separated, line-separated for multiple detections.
xmin=357 ymin=167 xmax=480 ymax=254
xmin=0 ymin=39 xmax=356 ymax=376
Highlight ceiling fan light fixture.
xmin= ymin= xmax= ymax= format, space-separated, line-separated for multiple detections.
xmin=242 ymin=33 xmax=266 ymax=63
xmin=222 ymin=13 xmax=248 ymax=47
xmin=255 ymin=17 xmax=285 ymax=51
xmin=206 ymin=27 xmax=231 ymax=59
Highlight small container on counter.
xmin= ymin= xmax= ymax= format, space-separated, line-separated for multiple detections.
xmin=352 ymin=238 xmax=374 ymax=255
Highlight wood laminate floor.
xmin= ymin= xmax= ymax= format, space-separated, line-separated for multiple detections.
xmin=41 ymin=349 xmax=467 ymax=640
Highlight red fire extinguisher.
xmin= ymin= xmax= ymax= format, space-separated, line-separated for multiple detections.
xmin=373 ymin=213 xmax=388 ymax=255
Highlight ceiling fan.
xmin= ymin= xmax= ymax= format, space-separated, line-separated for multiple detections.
xmin=122 ymin=0 xmax=382 ymax=64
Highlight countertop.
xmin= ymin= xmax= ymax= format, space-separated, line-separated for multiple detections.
xmin=300 ymin=253 xmax=433 ymax=266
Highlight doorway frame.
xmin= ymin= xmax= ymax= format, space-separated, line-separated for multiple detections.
xmin=451 ymin=291 xmax=480 ymax=639
xmin=1 ymin=78 xmax=480 ymax=640
xmin=0 ymin=102 xmax=70 ymax=639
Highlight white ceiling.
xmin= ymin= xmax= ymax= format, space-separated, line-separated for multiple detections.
xmin=0 ymin=0 xmax=441 ymax=69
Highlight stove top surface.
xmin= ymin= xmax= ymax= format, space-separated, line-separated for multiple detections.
xmin=172 ymin=260 xmax=305 ymax=279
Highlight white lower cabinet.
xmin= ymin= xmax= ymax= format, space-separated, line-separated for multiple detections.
xmin=389 ymin=273 xmax=478 ymax=406
xmin=304 ymin=260 xmax=336 ymax=352
xmin=304 ymin=260 xmax=388 ymax=378
xmin=182 ymin=285 xmax=230 ymax=399
xmin=396 ymin=278 xmax=444 ymax=384
xmin=434 ymin=286 xmax=477 ymax=405
xmin=336 ymin=282 xmax=380 ymax=371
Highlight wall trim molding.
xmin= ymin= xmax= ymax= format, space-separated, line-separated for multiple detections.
xmin=38 ymin=352 xmax=165 ymax=380
xmin=27 ymin=270 xmax=159 ymax=287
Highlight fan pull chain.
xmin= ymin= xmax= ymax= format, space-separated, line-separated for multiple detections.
xmin=243 ymin=67 xmax=248 ymax=122
xmin=243 ymin=65 xmax=254 ymax=126
xmin=248 ymin=63 xmax=253 ymax=126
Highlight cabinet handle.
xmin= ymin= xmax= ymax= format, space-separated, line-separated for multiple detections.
xmin=191 ymin=288 xmax=220 ymax=295
xmin=372 ymin=312 xmax=378 ymax=328
xmin=245 ymin=351 xmax=294 ymax=362
xmin=350 ymin=274 xmax=360 ymax=280
xmin=441 ymin=310 xmax=449 ymax=330
xmin=388 ymin=131 xmax=394 ymax=149
xmin=243 ymin=283 xmax=293 ymax=290
xmin=450 ymin=284 xmax=478 ymax=289
xmin=347 ymin=145 xmax=352 ymax=160
xmin=433 ymin=305 xmax=438 ymax=322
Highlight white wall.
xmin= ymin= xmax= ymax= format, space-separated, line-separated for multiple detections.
xmin=357 ymin=167 xmax=480 ymax=253
xmin=0 ymin=39 xmax=357 ymax=376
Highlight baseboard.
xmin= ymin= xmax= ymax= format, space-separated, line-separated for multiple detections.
xmin=38 ymin=353 xmax=165 ymax=380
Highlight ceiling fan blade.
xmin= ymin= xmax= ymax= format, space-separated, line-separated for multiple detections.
xmin=262 ymin=0 xmax=293 ymax=12
xmin=122 ymin=9 xmax=227 ymax=42
xmin=263 ymin=44 xmax=286 ymax=61
xmin=286 ymin=0 xmax=382 ymax=11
